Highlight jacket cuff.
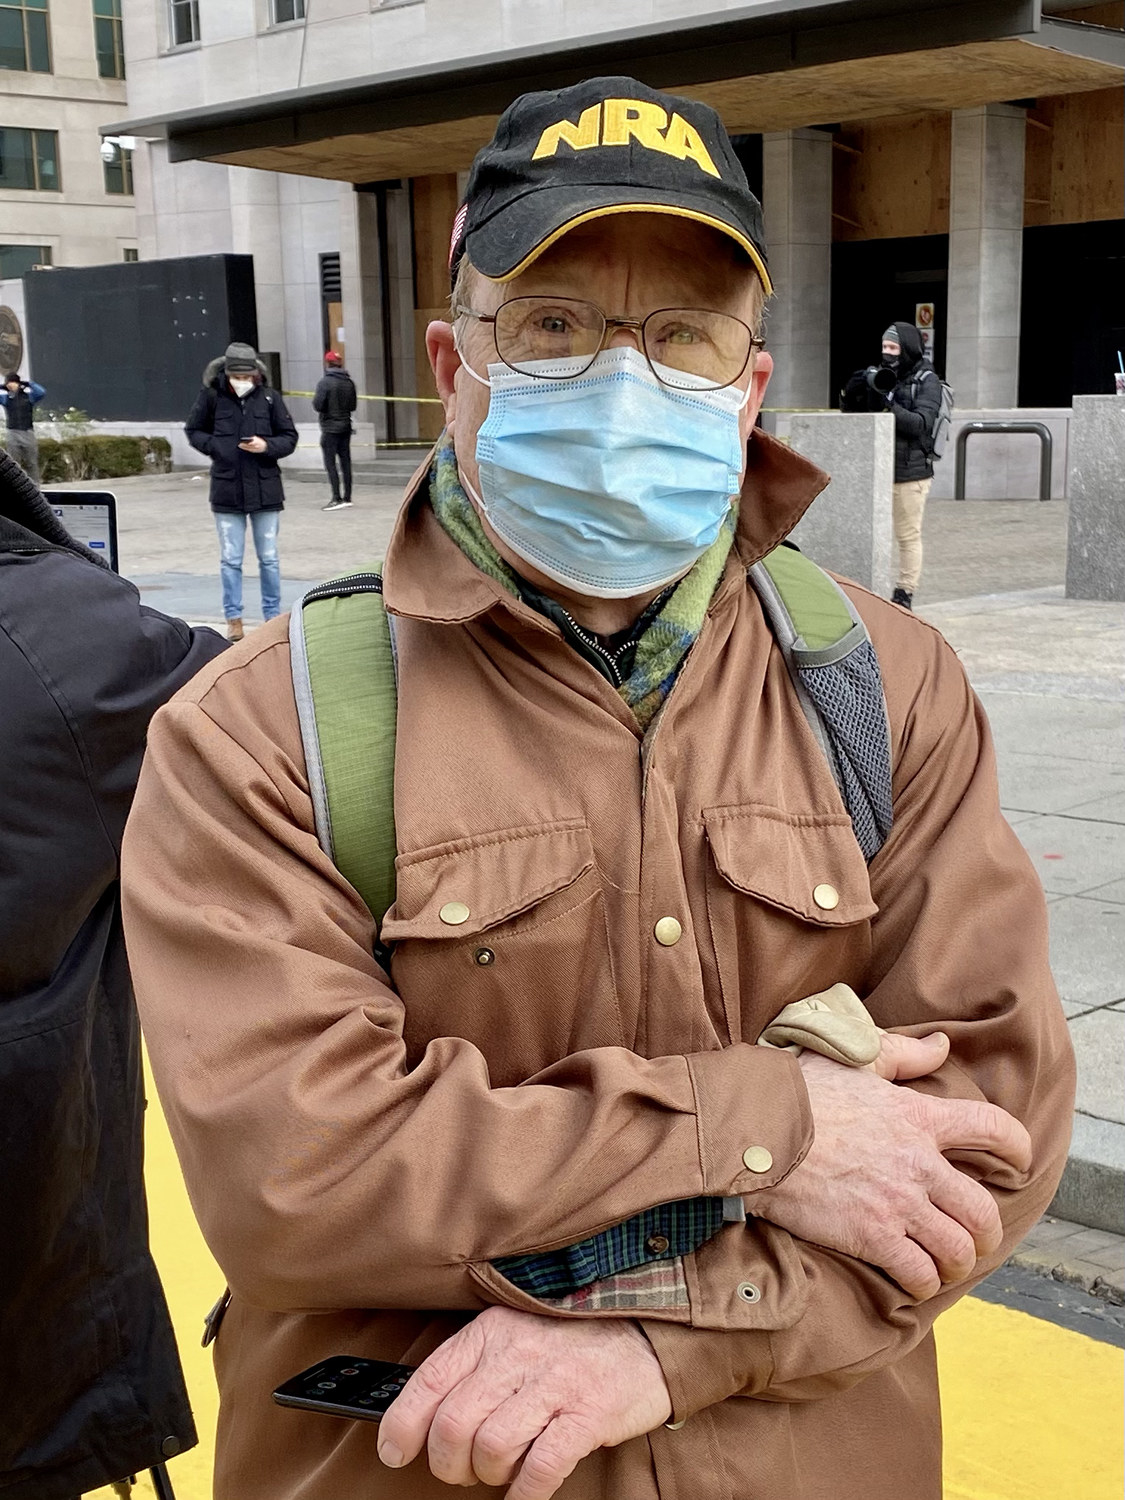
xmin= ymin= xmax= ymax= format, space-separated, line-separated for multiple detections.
xmin=686 ymin=1044 xmax=813 ymax=1199
xmin=641 ymin=1319 xmax=774 ymax=1422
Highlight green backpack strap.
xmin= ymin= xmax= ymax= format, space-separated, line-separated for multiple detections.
xmin=289 ymin=568 xmax=398 ymax=941
xmin=748 ymin=544 xmax=894 ymax=861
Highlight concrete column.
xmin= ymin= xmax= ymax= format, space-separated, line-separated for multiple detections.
xmin=228 ymin=166 xmax=285 ymax=366
xmin=760 ymin=128 xmax=833 ymax=410
xmin=781 ymin=412 xmax=895 ymax=596
xmin=946 ymin=104 xmax=1026 ymax=409
xmin=1065 ymin=395 xmax=1125 ymax=601
xmin=339 ymin=187 xmax=390 ymax=442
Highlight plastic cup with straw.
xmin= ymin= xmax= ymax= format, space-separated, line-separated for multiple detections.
xmin=1116 ymin=351 xmax=1125 ymax=396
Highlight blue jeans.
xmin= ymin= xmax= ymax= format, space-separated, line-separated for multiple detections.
xmin=215 ymin=510 xmax=281 ymax=621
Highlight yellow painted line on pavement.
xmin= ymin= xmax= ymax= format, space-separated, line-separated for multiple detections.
xmin=937 ymin=1294 xmax=1124 ymax=1500
xmin=92 ymin=1087 xmax=1125 ymax=1500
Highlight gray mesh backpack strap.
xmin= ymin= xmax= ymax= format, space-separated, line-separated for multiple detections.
xmin=748 ymin=544 xmax=894 ymax=862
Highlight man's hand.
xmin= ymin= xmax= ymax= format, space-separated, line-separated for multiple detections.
xmin=754 ymin=1031 xmax=1033 ymax=1300
xmin=238 ymin=436 xmax=267 ymax=453
xmin=377 ymin=1306 xmax=671 ymax=1498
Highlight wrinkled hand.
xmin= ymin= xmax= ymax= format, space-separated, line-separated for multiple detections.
xmin=238 ymin=436 xmax=267 ymax=453
xmin=754 ymin=1031 xmax=1033 ymax=1300
xmin=377 ymin=1306 xmax=671 ymax=1498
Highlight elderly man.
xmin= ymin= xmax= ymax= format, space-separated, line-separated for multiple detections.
xmin=122 ymin=78 xmax=1073 ymax=1500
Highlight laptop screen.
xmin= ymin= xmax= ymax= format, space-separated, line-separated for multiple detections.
xmin=48 ymin=492 xmax=119 ymax=572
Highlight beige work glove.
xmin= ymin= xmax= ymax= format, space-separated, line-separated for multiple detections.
xmin=757 ymin=982 xmax=882 ymax=1068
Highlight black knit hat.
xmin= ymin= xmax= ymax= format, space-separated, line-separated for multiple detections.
xmin=450 ymin=76 xmax=771 ymax=294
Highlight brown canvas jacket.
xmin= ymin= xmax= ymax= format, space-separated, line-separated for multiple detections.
xmin=121 ymin=433 xmax=1074 ymax=1500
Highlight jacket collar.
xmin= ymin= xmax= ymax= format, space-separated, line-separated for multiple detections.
xmin=381 ymin=430 xmax=829 ymax=626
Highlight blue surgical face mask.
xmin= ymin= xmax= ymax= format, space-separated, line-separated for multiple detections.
xmin=458 ymin=346 xmax=749 ymax=598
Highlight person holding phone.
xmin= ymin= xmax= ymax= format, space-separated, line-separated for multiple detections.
xmin=185 ymin=342 xmax=298 ymax=641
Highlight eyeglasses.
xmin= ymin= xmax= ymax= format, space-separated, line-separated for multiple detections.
xmin=455 ymin=296 xmax=764 ymax=391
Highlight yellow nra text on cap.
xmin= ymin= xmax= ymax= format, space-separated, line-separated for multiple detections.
xmin=532 ymin=99 xmax=721 ymax=179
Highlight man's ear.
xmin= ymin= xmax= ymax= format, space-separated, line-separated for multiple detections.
xmin=427 ymin=321 xmax=459 ymax=428
xmin=741 ymin=349 xmax=773 ymax=438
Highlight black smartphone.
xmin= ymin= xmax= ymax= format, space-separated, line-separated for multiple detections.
xmin=273 ymin=1355 xmax=417 ymax=1423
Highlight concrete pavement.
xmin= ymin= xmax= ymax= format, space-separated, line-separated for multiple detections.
xmin=59 ymin=468 xmax=1125 ymax=1234
xmin=918 ymin=579 xmax=1124 ymax=1235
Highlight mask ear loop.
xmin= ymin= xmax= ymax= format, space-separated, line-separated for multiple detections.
xmin=453 ymin=324 xmax=491 ymax=389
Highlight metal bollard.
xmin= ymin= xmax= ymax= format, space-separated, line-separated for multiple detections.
xmin=954 ymin=421 xmax=1054 ymax=502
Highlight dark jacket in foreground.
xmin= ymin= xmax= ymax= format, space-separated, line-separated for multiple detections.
xmin=313 ymin=368 xmax=357 ymax=434
xmin=185 ymin=359 xmax=298 ymax=515
xmin=0 ymin=452 xmax=227 ymax=1500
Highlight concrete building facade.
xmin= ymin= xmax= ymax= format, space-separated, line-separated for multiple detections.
xmin=0 ymin=0 xmax=138 ymax=294
xmin=107 ymin=0 xmax=1124 ymax=436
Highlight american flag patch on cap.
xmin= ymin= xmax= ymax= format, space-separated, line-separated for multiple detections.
xmin=448 ymin=202 xmax=469 ymax=269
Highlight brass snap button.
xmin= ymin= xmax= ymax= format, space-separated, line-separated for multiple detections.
xmin=742 ymin=1146 xmax=773 ymax=1174
xmin=473 ymin=947 xmax=495 ymax=966
xmin=645 ymin=1233 xmax=671 ymax=1255
xmin=653 ymin=916 xmax=682 ymax=947
xmin=737 ymin=1281 xmax=761 ymax=1304
xmin=438 ymin=900 xmax=471 ymax=926
xmin=813 ymin=884 xmax=840 ymax=911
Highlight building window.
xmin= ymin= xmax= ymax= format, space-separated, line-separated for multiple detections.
xmin=0 ymin=128 xmax=59 ymax=190
xmin=0 ymin=243 xmax=51 ymax=276
xmin=0 ymin=0 xmax=51 ymax=74
xmin=93 ymin=0 xmax=123 ymax=76
xmin=123 ymin=246 xmax=138 ymax=261
xmin=102 ymin=137 xmax=133 ymax=194
xmin=168 ymin=0 xmax=198 ymax=45
xmin=271 ymin=0 xmax=304 ymax=21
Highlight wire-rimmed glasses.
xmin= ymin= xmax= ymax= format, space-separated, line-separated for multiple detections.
xmin=455 ymin=296 xmax=763 ymax=391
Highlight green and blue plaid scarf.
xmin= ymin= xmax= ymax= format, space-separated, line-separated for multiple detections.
xmin=429 ymin=435 xmax=736 ymax=729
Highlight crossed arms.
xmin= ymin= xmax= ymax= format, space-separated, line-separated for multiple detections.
xmin=121 ymin=630 xmax=1073 ymax=1500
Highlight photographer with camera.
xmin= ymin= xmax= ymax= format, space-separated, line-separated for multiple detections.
xmin=840 ymin=321 xmax=943 ymax=609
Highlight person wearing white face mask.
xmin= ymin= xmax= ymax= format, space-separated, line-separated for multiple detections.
xmin=127 ymin=76 xmax=1070 ymax=1500
xmin=185 ymin=341 xmax=298 ymax=640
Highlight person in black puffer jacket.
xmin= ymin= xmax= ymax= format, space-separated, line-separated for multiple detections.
xmin=185 ymin=341 xmax=298 ymax=641
xmin=313 ymin=351 xmax=358 ymax=512
xmin=0 ymin=450 xmax=227 ymax=1500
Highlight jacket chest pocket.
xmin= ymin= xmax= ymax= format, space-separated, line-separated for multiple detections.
xmin=380 ymin=820 xmax=623 ymax=1086
xmin=213 ymin=403 xmax=240 ymax=438
xmin=702 ymin=803 xmax=877 ymax=1044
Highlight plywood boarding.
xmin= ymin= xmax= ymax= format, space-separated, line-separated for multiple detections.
xmin=210 ymin=118 xmax=499 ymax=182
xmin=832 ymin=113 xmax=951 ymax=241
xmin=411 ymin=176 xmax=460 ymax=441
xmin=204 ymin=38 xmax=1121 ymax=184
xmin=1025 ymin=86 xmax=1125 ymax=224
xmin=1051 ymin=4 xmax=1123 ymax=25
xmin=683 ymin=41 xmax=1121 ymax=131
xmin=412 ymin=176 xmax=460 ymax=309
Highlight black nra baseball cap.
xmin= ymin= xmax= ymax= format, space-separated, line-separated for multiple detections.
xmin=450 ymin=76 xmax=772 ymax=296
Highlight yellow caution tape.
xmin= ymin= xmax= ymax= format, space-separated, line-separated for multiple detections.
xmin=284 ymin=389 xmax=444 ymax=404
